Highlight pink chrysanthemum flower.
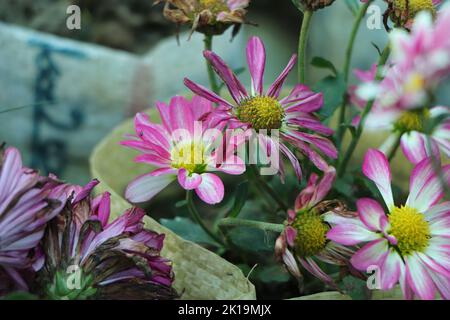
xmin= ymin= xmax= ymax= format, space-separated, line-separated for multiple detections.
xmin=358 ymin=4 xmax=450 ymax=109
xmin=185 ymin=36 xmax=337 ymax=180
xmin=0 ymin=146 xmax=67 ymax=295
xmin=275 ymin=167 xmax=354 ymax=288
xmin=350 ymin=65 xmax=449 ymax=164
xmin=122 ymin=95 xmax=245 ymax=205
xmin=326 ymin=149 xmax=450 ymax=300
xmin=39 ymin=180 xmax=177 ymax=300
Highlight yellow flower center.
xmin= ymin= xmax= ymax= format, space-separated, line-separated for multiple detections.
xmin=394 ymin=109 xmax=429 ymax=132
xmin=392 ymin=0 xmax=436 ymax=17
xmin=199 ymin=0 xmax=228 ymax=14
xmin=292 ymin=211 xmax=329 ymax=257
xmin=389 ymin=206 xmax=430 ymax=256
xmin=171 ymin=141 xmax=207 ymax=173
xmin=237 ymin=96 xmax=285 ymax=131
xmin=404 ymin=73 xmax=425 ymax=94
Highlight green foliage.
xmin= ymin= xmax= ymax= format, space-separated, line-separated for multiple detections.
xmin=227 ymin=181 xmax=249 ymax=218
xmin=339 ymin=276 xmax=370 ymax=300
xmin=160 ymin=217 xmax=221 ymax=247
xmin=313 ymin=73 xmax=347 ymax=119
xmin=311 ymin=56 xmax=338 ymax=76
xmin=227 ymin=227 xmax=277 ymax=253
xmin=2 ymin=292 xmax=38 ymax=300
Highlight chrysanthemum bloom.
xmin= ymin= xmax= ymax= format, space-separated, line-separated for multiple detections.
xmin=326 ymin=149 xmax=450 ymax=300
xmin=185 ymin=36 xmax=337 ymax=180
xmin=294 ymin=0 xmax=336 ymax=11
xmin=38 ymin=180 xmax=177 ymax=300
xmin=122 ymin=95 xmax=245 ymax=205
xmin=358 ymin=5 xmax=450 ymax=110
xmin=154 ymin=0 xmax=250 ymax=36
xmin=275 ymin=167 xmax=354 ymax=288
xmin=350 ymin=66 xmax=449 ymax=164
xmin=0 ymin=146 xmax=66 ymax=295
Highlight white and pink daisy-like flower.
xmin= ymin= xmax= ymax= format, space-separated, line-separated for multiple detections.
xmin=326 ymin=148 xmax=450 ymax=300
xmin=351 ymin=65 xmax=449 ymax=164
xmin=121 ymin=95 xmax=245 ymax=205
xmin=275 ymin=167 xmax=354 ymax=288
xmin=0 ymin=146 xmax=66 ymax=294
xmin=352 ymin=72 xmax=450 ymax=164
xmin=358 ymin=4 xmax=450 ymax=109
xmin=184 ymin=36 xmax=337 ymax=180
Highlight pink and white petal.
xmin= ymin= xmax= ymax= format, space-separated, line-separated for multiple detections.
xmin=398 ymin=262 xmax=415 ymax=300
xmin=195 ymin=173 xmax=224 ymax=205
xmin=379 ymin=250 xmax=402 ymax=290
xmin=428 ymin=269 xmax=450 ymax=300
xmin=326 ymin=220 xmax=379 ymax=246
xmin=282 ymin=248 xmax=303 ymax=280
xmin=283 ymin=87 xmax=323 ymax=113
xmin=203 ymin=50 xmax=247 ymax=104
xmin=401 ymin=131 xmax=440 ymax=165
xmin=357 ymin=198 xmax=388 ymax=232
xmin=299 ymin=257 xmax=336 ymax=288
xmin=424 ymin=201 xmax=450 ymax=222
xmin=417 ymin=252 xmax=450 ymax=278
xmin=288 ymin=131 xmax=338 ymax=159
xmin=267 ymin=54 xmax=297 ymax=98
xmin=405 ymin=253 xmax=436 ymax=300
xmin=177 ymin=169 xmax=202 ymax=190
xmin=280 ymin=143 xmax=302 ymax=180
xmin=168 ymin=96 xmax=195 ymax=134
xmin=246 ymin=36 xmax=265 ymax=96
xmin=406 ymin=158 xmax=450 ymax=212
xmin=191 ymin=95 xmax=214 ymax=120
xmin=429 ymin=215 xmax=450 ymax=238
xmin=125 ymin=172 xmax=176 ymax=203
xmin=216 ymin=155 xmax=246 ymax=175
xmin=350 ymin=238 xmax=389 ymax=271
xmin=184 ymin=78 xmax=234 ymax=108
xmin=309 ymin=167 xmax=336 ymax=207
xmin=285 ymin=226 xmax=297 ymax=247
xmin=425 ymin=237 xmax=450 ymax=270
xmin=362 ymin=149 xmax=394 ymax=209
xmin=156 ymin=101 xmax=172 ymax=132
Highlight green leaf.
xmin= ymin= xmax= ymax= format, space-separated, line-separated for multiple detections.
xmin=228 ymin=181 xmax=249 ymax=218
xmin=254 ymin=265 xmax=291 ymax=284
xmin=291 ymin=0 xmax=304 ymax=12
xmin=339 ymin=276 xmax=370 ymax=300
xmin=311 ymin=56 xmax=338 ymax=76
xmin=2 ymin=292 xmax=38 ymax=300
xmin=160 ymin=217 xmax=221 ymax=247
xmin=314 ymin=73 xmax=347 ymax=119
xmin=175 ymin=200 xmax=187 ymax=208
xmin=228 ymin=227 xmax=277 ymax=253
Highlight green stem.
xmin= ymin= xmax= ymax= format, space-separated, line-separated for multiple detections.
xmin=249 ymin=165 xmax=289 ymax=211
xmin=337 ymin=45 xmax=391 ymax=177
xmin=204 ymin=34 xmax=220 ymax=94
xmin=336 ymin=0 xmax=373 ymax=149
xmin=387 ymin=133 xmax=402 ymax=162
xmin=186 ymin=190 xmax=225 ymax=246
xmin=298 ymin=10 xmax=313 ymax=84
xmin=218 ymin=218 xmax=285 ymax=233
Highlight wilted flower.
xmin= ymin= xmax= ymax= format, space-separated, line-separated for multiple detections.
xmin=185 ymin=36 xmax=337 ymax=181
xmin=122 ymin=95 xmax=245 ymax=205
xmin=326 ymin=149 xmax=450 ymax=300
xmin=361 ymin=0 xmax=441 ymax=29
xmin=154 ymin=0 xmax=250 ymax=36
xmin=38 ymin=180 xmax=177 ymax=300
xmin=358 ymin=5 xmax=450 ymax=109
xmin=351 ymin=66 xmax=449 ymax=164
xmin=293 ymin=0 xmax=336 ymax=11
xmin=0 ymin=146 xmax=66 ymax=295
xmin=275 ymin=167 xmax=353 ymax=289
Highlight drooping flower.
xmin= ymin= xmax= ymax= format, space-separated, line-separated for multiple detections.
xmin=121 ymin=95 xmax=245 ymax=205
xmin=358 ymin=5 xmax=450 ymax=109
xmin=326 ymin=149 xmax=450 ymax=300
xmin=275 ymin=167 xmax=354 ymax=289
xmin=0 ymin=146 xmax=66 ymax=295
xmin=154 ymin=0 xmax=250 ymax=36
xmin=38 ymin=180 xmax=178 ymax=300
xmin=351 ymin=65 xmax=449 ymax=164
xmin=361 ymin=0 xmax=441 ymax=29
xmin=185 ymin=36 xmax=337 ymax=181
xmin=293 ymin=0 xmax=336 ymax=12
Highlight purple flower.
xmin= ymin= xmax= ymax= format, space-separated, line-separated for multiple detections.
xmin=38 ymin=180 xmax=177 ymax=300
xmin=0 ymin=146 xmax=66 ymax=295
